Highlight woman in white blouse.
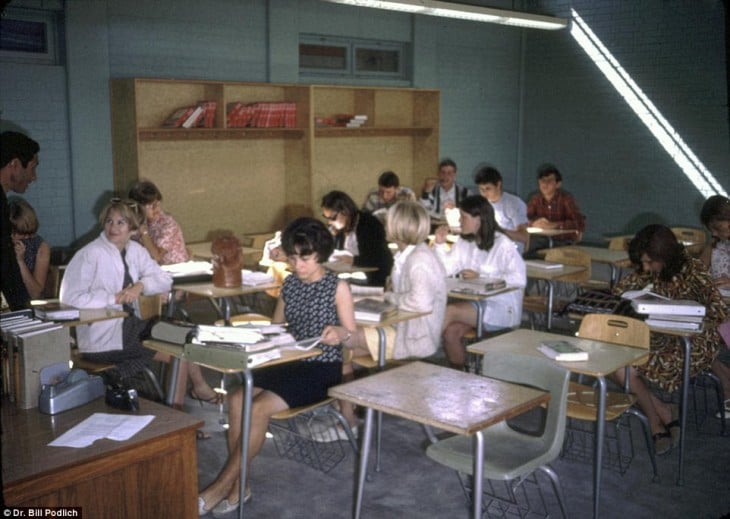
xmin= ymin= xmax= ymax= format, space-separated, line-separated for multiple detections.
xmin=433 ymin=195 xmax=526 ymax=369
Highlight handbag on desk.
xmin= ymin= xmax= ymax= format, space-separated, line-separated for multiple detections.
xmin=211 ymin=235 xmax=243 ymax=288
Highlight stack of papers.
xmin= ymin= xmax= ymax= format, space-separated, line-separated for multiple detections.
xmin=525 ymin=259 xmax=563 ymax=270
xmin=162 ymin=261 xmax=213 ymax=277
xmin=241 ymin=269 xmax=275 ymax=286
xmin=49 ymin=413 xmax=155 ymax=448
xmin=622 ymin=290 xmax=705 ymax=330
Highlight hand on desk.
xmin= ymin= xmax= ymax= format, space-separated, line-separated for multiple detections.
xmin=529 ymin=218 xmax=555 ymax=229
xmin=457 ymin=269 xmax=479 ymax=280
xmin=320 ymin=325 xmax=353 ymax=346
xmin=115 ymin=282 xmax=143 ymax=305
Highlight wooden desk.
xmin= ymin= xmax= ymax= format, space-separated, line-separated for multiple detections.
xmin=3 ymin=397 xmax=202 ymax=517
xmin=329 ymin=361 xmax=549 ymax=519
xmin=355 ymin=308 xmax=430 ymax=471
xmin=539 ymin=245 xmax=630 ymax=289
xmin=467 ymin=328 xmax=650 ymax=519
xmin=527 ymin=227 xmax=579 ymax=248
xmin=61 ymin=308 xmax=127 ymax=327
xmin=526 ymin=263 xmax=587 ymax=329
xmin=169 ymin=281 xmax=280 ymax=325
xmin=446 ymin=279 xmax=519 ymax=338
xmin=644 ymin=326 xmax=700 ymax=487
xmin=143 ymin=339 xmax=319 ymax=519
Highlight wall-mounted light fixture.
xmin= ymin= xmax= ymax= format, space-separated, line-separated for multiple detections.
xmin=320 ymin=0 xmax=568 ymax=30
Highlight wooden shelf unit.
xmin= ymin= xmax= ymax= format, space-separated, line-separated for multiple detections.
xmin=110 ymin=78 xmax=439 ymax=242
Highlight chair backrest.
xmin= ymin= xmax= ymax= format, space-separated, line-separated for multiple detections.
xmin=670 ymin=226 xmax=706 ymax=246
xmin=607 ymin=236 xmax=629 ymax=251
xmin=577 ymin=313 xmax=650 ymax=350
xmin=138 ymin=294 xmax=163 ymax=320
xmin=544 ymin=247 xmax=591 ymax=283
xmin=481 ymin=351 xmax=570 ymax=459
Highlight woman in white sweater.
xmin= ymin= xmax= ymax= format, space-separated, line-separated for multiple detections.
xmin=434 ymin=195 xmax=526 ymax=368
xmin=347 ymin=201 xmax=447 ymax=360
xmin=61 ymin=198 xmax=219 ymax=407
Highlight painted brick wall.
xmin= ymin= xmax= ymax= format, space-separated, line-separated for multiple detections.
xmin=521 ymin=0 xmax=729 ymax=243
xmin=0 ymin=63 xmax=75 ymax=247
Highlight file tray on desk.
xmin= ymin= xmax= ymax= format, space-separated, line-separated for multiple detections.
xmin=183 ymin=341 xmax=281 ymax=370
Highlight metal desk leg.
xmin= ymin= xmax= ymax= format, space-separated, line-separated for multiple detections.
xmin=593 ymin=377 xmax=607 ymax=519
xmin=470 ymin=300 xmax=484 ymax=339
xmin=608 ymin=264 xmax=618 ymax=291
xmin=354 ymin=407 xmax=374 ymax=519
xmin=166 ymin=289 xmax=176 ymax=319
xmin=238 ymin=369 xmax=254 ymax=519
xmin=164 ymin=356 xmax=181 ymax=407
xmin=375 ymin=327 xmax=386 ymax=472
xmin=678 ymin=336 xmax=691 ymax=486
xmin=223 ymin=297 xmax=233 ymax=326
xmin=546 ymin=281 xmax=555 ymax=330
xmin=472 ymin=430 xmax=485 ymax=519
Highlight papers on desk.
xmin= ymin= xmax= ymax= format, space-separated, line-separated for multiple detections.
xmin=195 ymin=324 xmax=264 ymax=344
xmin=162 ymin=261 xmax=213 ymax=277
xmin=446 ymin=277 xmax=509 ymax=297
xmin=524 ymin=259 xmax=563 ymax=270
xmin=644 ymin=314 xmax=703 ymax=331
xmin=241 ymin=269 xmax=275 ymax=286
xmin=49 ymin=413 xmax=155 ymax=448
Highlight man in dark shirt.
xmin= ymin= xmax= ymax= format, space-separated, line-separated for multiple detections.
xmin=1 ymin=131 xmax=40 ymax=310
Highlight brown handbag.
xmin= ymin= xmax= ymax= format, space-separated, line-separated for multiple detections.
xmin=211 ymin=235 xmax=243 ymax=288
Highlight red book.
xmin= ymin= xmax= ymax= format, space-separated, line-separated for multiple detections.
xmin=284 ymin=102 xmax=297 ymax=128
xmin=197 ymin=100 xmax=217 ymax=128
xmin=181 ymin=105 xmax=205 ymax=128
xmin=163 ymin=106 xmax=195 ymax=128
xmin=226 ymin=102 xmax=242 ymax=127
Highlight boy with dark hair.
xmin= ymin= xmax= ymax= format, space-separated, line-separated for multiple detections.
xmin=362 ymin=170 xmax=415 ymax=213
xmin=474 ymin=165 xmax=528 ymax=254
xmin=420 ymin=158 xmax=472 ymax=216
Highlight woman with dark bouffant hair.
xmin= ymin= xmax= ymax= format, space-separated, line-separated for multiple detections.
xmin=433 ymin=195 xmax=526 ymax=369
xmin=612 ymin=224 xmax=726 ymax=455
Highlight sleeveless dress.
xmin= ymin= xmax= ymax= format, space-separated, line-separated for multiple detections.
xmin=253 ymin=270 xmax=343 ymax=407
xmin=21 ymin=235 xmax=44 ymax=272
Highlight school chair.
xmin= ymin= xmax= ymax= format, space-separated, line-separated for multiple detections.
xmin=670 ymin=227 xmax=706 ymax=256
xmin=426 ymin=351 xmax=571 ymax=519
xmin=564 ymin=314 xmax=658 ymax=479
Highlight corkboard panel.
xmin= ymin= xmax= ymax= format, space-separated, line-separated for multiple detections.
xmin=311 ymin=136 xmax=414 ymax=209
xmin=373 ymin=90 xmax=413 ymax=127
xmin=223 ymin=84 xmax=288 ymax=104
xmin=311 ymin=88 xmax=356 ymax=119
xmin=137 ymin=140 xmax=287 ymax=241
xmin=109 ymin=80 xmax=139 ymax=194
xmin=134 ymin=81 xmax=223 ymax=128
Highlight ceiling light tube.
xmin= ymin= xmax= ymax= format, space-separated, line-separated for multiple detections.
xmin=320 ymin=0 xmax=568 ymax=30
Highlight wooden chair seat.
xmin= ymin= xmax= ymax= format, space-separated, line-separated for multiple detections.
xmin=566 ymin=381 xmax=637 ymax=421
xmin=70 ymin=348 xmax=115 ymax=373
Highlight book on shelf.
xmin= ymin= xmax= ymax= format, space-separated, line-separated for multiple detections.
xmin=644 ymin=314 xmax=703 ymax=331
xmin=162 ymin=106 xmax=195 ymax=128
xmin=181 ymin=105 xmax=205 ymax=128
xmin=524 ymin=259 xmax=563 ymax=270
xmin=34 ymin=302 xmax=80 ymax=321
xmin=197 ymin=100 xmax=217 ymax=128
xmin=354 ymin=298 xmax=397 ymax=322
xmin=284 ymin=102 xmax=297 ymax=128
xmin=537 ymin=340 xmax=588 ymax=362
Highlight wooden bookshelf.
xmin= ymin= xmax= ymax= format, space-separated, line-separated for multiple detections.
xmin=110 ymin=78 xmax=439 ymax=242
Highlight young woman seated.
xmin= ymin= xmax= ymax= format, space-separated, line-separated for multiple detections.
xmin=320 ymin=189 xmax=394 ymax=287
xmin=198 ymin=217 xmax=356 ymax=515
xmin=345 ymin=201 xmax=448 ymax=361
xmin=433 ymin=195 xmax=526 ymax=369
xmin=9 ymin=198 xmax=50 ymax=299
xmin=612 ymin=224 xmax=726 ymax=454
xmin=60 ymin=198 xmax=220 ymax=408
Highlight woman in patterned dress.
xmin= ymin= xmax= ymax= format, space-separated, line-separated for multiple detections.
xmin=699 ymin=195 xmax=730 ymax=416
xmin=612 ymin=224 xmax=726 ymax=454
xmin=198 ymin=217 xmax=356 ymax=515
xmin=9 ymin=198 xmax=50 ymax=299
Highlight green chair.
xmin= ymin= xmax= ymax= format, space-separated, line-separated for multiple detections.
xmin=426 ymin=352 xmax=571 ymax=518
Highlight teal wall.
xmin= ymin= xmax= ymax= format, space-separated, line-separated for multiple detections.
xmin=0 ymin=0 xmax=727 ymax=247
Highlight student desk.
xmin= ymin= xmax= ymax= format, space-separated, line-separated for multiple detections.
xmin=168 ymin=281 xmax=280 ymax=325
xmin=2 ymin=397 xmax=202 ymax=517
xmin=328 ymin=361 xmax=550 ymax=519
xmin=526 ymin=263 xmax=587 ymax=329
xmin=539 ymin=245 xmax=630 ymax=289
xmin=355 ymin=309 xmax=430 ymax=471
xmin=446 ymin=281 xmax=520 ymax=338
xmin=467 ymin=328 xmax=651 ymax=519
xmin=143 ymin=339 xmax=319 ymax=519
xmin=644 ymin=326 xmax=700 ymax=487
xmin=527 ymin=227 xmax=580 ymax=248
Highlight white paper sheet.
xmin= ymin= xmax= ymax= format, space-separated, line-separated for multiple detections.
xmin=49 ymin=413 xmax=155 ymax=448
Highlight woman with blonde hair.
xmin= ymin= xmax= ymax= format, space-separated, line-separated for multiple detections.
xmin=9 ymin=198 xmax=50 ymax=298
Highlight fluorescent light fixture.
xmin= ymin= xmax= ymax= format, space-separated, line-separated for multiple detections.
xmin=570 ymin=9 xmax=727 ymax=198
xmin=320 ymin=0 xmax=568 ymax=30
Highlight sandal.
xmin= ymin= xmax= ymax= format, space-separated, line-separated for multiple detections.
xmin=666 ymin=404 xmax=681 ymax=447
xmin=653 ymin=430 xmax=672 ymax=456
xmin=189 ymin=388 xmax=224 ymax=406
xmin=715 ymin=399 xmax=730 ymax=419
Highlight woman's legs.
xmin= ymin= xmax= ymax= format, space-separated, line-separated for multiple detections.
xmin=612 ymin=366 xmax=672 ymax=435
xmin=199 ymin=386 xmax=288 ymax=510
xmin=151 ymin=352 xmax=218 ymax=408
xmin=441 ymin=302 xmax=478 ymax=369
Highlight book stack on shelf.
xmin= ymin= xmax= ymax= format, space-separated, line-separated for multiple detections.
xmin=314 ymin=114 xmax=368 ymax=128
xmin=226 ymin=102 xmax=296 ymax=128
xmin=162 ymin=100 xmax=217 ymax=129
xmin=624 ymin=290 xmax=706 ymax=331
xmin=354 ymin=298 xmax=397 ymax=322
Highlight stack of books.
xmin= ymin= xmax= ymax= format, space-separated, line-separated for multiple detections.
xmin=162 ymin=100 xmax=217 ymax=128
xmin=226 ymin=102 xmax=297 ymax=128
xmin=354 ymin=298 xmax=397 ymax=322
xmin=446 ymin=277 xmax=508 ymax=297
xmin=625 ymin=290 xmax=706 ymax=331
xmin=314 ymin=114 xmax=368 ymax=128
xmin=34 ymin=301 xmax=80 ymax=321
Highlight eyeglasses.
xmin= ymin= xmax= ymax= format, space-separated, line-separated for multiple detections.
xmin=322 ymin=210 xmax=339 ymax=221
